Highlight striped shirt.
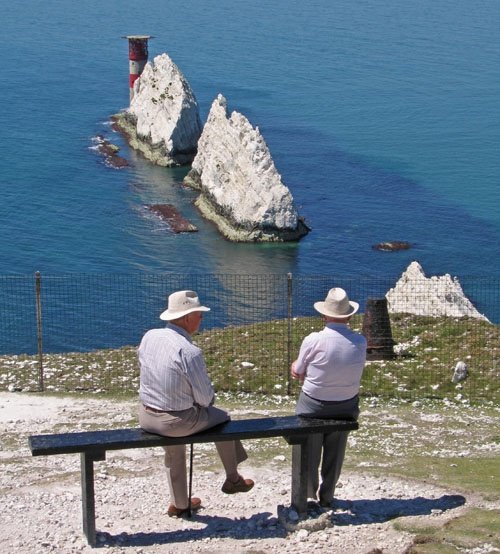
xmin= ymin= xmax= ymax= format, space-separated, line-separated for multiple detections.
xmin=138 ymin=324 xmax=214 ymax=411
xmin=294 ymin=322 xmax=367 ymax=401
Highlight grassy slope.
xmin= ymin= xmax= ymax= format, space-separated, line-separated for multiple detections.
xmin=1 ymin=314 xmax=498 ymax=403
xmin=1 ymin=314 xmax=498 ymax=551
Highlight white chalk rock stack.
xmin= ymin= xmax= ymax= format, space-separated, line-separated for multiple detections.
xmin=386 ymin=261 xmax=489 ymax=321
xmin=113 ymin=53 xmax=202 ymax=166
xmin=184 ymin=94 xmax=309 ymax=242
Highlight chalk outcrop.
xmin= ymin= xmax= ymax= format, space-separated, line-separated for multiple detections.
xmin=184 ymin=94 xmax=309 ymax=242
xmin=386 ymin=261 xmax=489 ymax=321
xmin=112 ymin=53 xmax=202 ymax=166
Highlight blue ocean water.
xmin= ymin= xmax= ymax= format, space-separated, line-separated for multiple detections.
xmin=1 ymin=0 xmax=499 ymax=330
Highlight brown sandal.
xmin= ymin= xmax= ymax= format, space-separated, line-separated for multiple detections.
xmin=221 ymin=476 xmax=254 ymax=494
xmin=167 ymin=497 xmax=202 ymax=517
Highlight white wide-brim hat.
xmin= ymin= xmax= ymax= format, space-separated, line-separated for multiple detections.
xmin=314 ymin=287 xmax=359 ymax=319
xmin=160 ymin=290 xmax=210 ymax=321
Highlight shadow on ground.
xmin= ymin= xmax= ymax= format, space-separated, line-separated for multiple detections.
xmin=95 ymin=495 xmax=466 ymax=547
xmin=96 ymin=510 xmax=284 ymax=548
xmin=332 ymin=494 xmax=466 ymax=525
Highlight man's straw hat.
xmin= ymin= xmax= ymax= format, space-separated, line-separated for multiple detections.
xmin=160 ymin=290 xmax=210 ymax=321
xmin=314 ymin=287 xmax=359 ymax=319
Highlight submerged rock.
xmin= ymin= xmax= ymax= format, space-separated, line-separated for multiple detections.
xmin=184 ymin=94 xmax=309 ymax=242
xmin=91 ymin=135 xmax=129 ymax=169
xmin=373 ymin=241 xmax=411 ymax=252
xmin=386 ymin=261 xmax=489 ymax=321
xmin=112 ymin=53 xmax=202 ymax=167
xmin=147 ymin=204 xmax=197 ymax=233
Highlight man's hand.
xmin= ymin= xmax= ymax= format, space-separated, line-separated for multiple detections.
xmin=290 ymin=361 xmax=304 ymax=381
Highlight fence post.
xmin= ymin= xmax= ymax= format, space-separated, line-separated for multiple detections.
xmin=286 ymin=272 xmax=293 ymax=396
xmin=35 ymin=271 xmax=44 ymax=392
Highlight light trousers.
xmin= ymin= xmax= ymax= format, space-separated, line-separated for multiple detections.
xmin=139 ymin=403 xmax=247 ymax=509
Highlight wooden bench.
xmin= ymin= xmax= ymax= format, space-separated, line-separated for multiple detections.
xmin=29 ymin=415 xmax=358 ymax=546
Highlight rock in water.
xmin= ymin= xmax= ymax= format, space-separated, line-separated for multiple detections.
xmin=184 ymin=94 xmax=309 ymax=242
xmin=112 ymin=53 xmax=202 ymax=166
xmin=91 ymin=135 xmax=129 ymax=169
xmin=372 ymin=241 xmax=411 ymax=252
xmin=386 ymin=261 xmax=489 ymax=321
xmin=147 ymin=204 xmax=197 ymax=233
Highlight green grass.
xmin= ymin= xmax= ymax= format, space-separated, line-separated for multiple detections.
xmin=1 ymin=314 xmax=498 ymax=403
xmin=395 ymin=508 xmax=500 ymax=553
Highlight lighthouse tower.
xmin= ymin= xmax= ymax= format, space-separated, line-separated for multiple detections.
xmin=122 ymin=35 xmax=153 ymax=101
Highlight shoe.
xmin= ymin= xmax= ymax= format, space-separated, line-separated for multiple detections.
xmin=167 ymin=497 xmax=202 ymax=518
xmin=221 ymin=475 xmax=254 ymax=494
xmin=319 ymin=498 xmax=333 ymax=508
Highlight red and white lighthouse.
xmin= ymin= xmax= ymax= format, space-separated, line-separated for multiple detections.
xmin=122 ymin=35 xmax=153 ymax=101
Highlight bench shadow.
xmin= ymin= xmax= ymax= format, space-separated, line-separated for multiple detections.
xmin=331 ymin=494 xmax=466 ymax=525
xmin=95 ymin=510 xmax=285 ymax=548
xmin=95 ymin=494 xmax=466 ymax=547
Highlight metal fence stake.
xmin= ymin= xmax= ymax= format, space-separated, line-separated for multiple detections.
xmin=287 ymin=272 xmax=293 ymax=396
xmin=35 ymin=271 xmax=44 ymax=392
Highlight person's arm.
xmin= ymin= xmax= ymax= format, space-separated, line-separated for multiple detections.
xmin=183 ymin=350 xmax=215 ymax=407
xmin=290 ymin=360 xmax=304 ymax=381
xmin=291 ymin=335 xmax=314 ymax=382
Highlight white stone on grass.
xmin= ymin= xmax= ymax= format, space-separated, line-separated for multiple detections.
xmin=452 ymin=361 xmax=468 ymax=383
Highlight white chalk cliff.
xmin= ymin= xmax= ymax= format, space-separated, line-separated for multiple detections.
xmin=386 ymin=261 xmax=489 ymax=321
xmin=113 ymin=53 xmax=202 ymax=166
xmin=184 ymin=95 xmax=309 ymax=242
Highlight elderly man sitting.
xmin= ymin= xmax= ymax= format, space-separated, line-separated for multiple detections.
xmin=138 ymin=290 xmax=254 ymax=517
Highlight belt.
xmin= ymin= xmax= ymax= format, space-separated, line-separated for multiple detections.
xmin=143 ymin=404 xmax=168 ymax=413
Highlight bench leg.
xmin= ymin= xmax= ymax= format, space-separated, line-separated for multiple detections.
xmin=81 ymin=450 xmax=105 ymax=547
xmin=285 ymin=435 xmax=313 ymax=517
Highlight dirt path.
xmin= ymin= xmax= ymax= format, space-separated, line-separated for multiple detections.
xmin=0 ymin=393 xmax=495 ymax=553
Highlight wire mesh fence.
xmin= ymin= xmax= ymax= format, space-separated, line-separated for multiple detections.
xmin=0 ymin=273 xmax=498 ymax=402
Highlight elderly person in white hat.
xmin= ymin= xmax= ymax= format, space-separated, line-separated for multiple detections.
xmin=291 ymin=287 xmax=366 ymax=508
xmin=138 ymin=290 xmax=254 ymax=518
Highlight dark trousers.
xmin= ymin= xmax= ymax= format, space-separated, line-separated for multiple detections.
xmin=296 ymin=391 xmax=359 ymax=504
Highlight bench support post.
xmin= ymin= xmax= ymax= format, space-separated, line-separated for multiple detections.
xmin=81 ymin=450 xmax=106 ymax=547
xmin=285 ymin=434 xmax=313 ymax=517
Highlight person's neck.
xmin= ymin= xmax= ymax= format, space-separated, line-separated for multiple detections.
xmin=169 ymin=319 xmax=192 ymax=336
xmin=325 ymin=317 xmax=350 ymax=325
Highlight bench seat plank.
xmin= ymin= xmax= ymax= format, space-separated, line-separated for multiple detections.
xmin=29 ymin=415 xmax=358 ymax=456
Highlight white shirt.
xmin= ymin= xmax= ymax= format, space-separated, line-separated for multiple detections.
xmin=138 ymin=324 xmax=214 ymax=411
xmin=294 ymin=322 xmax=367 ymax=401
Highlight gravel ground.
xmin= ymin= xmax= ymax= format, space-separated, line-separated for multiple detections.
xmin=0 ymin=393 xmax=497 ymax=554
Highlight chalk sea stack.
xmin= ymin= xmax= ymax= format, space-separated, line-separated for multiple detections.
xmin=386 ymin=261 xmax=489 ymax=321
xmin=112 ymin=53 xmax=202 ymax=167
xmin=184 ymin=94 xmax=309 ymax=242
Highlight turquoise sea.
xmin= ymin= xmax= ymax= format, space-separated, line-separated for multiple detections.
xmin=1 ymin=0 xmax=499 ymax=334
